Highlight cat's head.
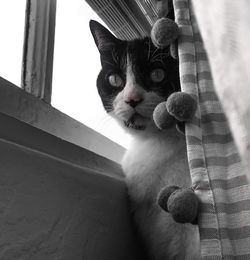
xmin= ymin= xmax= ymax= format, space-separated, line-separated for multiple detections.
xmin=89 ymin=20 xmax=180 ymax=134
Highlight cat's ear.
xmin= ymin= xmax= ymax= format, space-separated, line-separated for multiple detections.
xmin=89 ymin=20 xmax=119 ymax=52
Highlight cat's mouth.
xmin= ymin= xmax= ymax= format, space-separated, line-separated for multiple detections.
xmin=124 ymin=121 xmax=146 ymax=130
xmin=124 ymin=113 xmax=147 ymax=131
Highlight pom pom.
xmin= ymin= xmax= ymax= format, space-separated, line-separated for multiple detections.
xmin=166 ymin=92 xmax=197 ymax=122
xmin=157 ymin=186 xmax=199 ymax=224
xmin=153 ymin=102 xmax=176 ymax=130
xmin=168 ymin=188 xmax=199 ymax=224
xmin=157 ymin=186 xmax=179 ymax=212
xmin=170 ymin=41 xmax=178 ymax=60
xmin=151 ymin=18 xmax=179 ymax=49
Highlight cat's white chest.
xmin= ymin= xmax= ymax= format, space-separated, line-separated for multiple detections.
xmin=122 ymin=131 xmax=190 ymax=202
xmin=122 ymin=134 xmax=173 ymax=178
xmin=121 ymin=131 xmax=200 ymax=259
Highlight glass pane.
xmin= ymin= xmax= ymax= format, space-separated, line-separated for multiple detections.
xmin=0 ymin=0 xmax=26 ymax=86
xmin=52 ymin=0 xmax=131 ymax=148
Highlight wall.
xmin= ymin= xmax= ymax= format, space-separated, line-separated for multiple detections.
xmin=0 ymin=113 xmax=144 ymax=260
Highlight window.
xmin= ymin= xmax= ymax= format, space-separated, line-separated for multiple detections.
xmin=0 ymin=1 xmax=26 ymax=86
xmin=52 ymin=0 xmax=131 ymax=148
xmin=0 ymin=0 xmax=158 ymax=161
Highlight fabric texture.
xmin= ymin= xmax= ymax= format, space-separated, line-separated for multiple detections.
xmin=191 ymin=0 xmax=250 ymax=180
xmin=173 ymin=0 xmax=250 ymax=258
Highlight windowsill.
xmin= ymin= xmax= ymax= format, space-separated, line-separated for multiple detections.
xmin=0 ymin=77 xmax=126 ymax=164
xmin=0 ymin=109 xmax=124 ymax=181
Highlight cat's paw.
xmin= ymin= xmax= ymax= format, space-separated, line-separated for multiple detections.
xmin=157 ymin=186 xmax=199 ymax=224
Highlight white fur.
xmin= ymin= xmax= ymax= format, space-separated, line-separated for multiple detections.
xmin=110 ymin=57 xmax=201 ymax=259
xmin=122 ymin=130 xmax=200 ymax=260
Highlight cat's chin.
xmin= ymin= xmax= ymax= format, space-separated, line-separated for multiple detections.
xmin=123 ymin=113 xmax=148 ymax=131
xmin=110 ymin=111 xmax=159 ymax=134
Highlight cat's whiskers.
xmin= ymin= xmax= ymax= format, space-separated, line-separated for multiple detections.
xmin=151 ymin=53 xmax=169 ymax=65
xmin=146 ymin=38 xmax=151 ymax=61
xmin=150 ymin=48 xmax=159 ymax=63
xmin=102 ymin=60 xmax=114 ymax=67
xmin=151 ymin=52 xmax=169 ymax=60
xmin=112 ymin=50 xmax=119 ymax=66
xmin=151 ymin=58 xmax=165 ymax=65
xmin=120 ymin=54 xmax=127 ymax=71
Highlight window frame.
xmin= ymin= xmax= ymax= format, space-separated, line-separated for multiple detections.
xmin=21 ymin=0 xmax=57 ymax=103
xmin=0 ymin=0 xmax=160 ymax=163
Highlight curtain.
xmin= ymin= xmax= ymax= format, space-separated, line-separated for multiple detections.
xmin=191 ymin=0 xmax=250 ymax=183
xmin=173 ymin=0 xmax=250 ymax=258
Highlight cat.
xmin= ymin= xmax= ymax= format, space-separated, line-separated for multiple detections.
xmin=89 ymin=18 xmax=200 ymax=260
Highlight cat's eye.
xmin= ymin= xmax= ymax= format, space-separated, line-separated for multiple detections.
xmin=108 ymin=74 xmax=124 ymax=88
xmin=150 ymin=68 xmax=165 ymax=83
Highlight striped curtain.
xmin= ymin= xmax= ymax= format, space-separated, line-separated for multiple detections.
xmin=173 ymin=0 xmax=250 ymax=258
xmin=191 ymin=0 xmax=250 ymax=186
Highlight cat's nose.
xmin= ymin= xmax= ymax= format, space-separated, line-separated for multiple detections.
xmin=123 ymin=85 xmax=143 ymax=108
xmin=125 ymin=99 xmax=143 ymax=108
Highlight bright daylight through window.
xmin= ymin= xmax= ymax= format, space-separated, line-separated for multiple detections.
xmin=52 ymin=0 xmax=132 ymax=148
xmin=0 ymin=1 xmax=26 ymax=86
xmin=0 ymin=0 xmax=131 ymax=149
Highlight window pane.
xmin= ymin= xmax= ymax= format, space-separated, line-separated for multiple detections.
xmin=52 ymin=0 xmax=131 ymax=148
xmin=0 ymin=1 xmax=26 ymax=86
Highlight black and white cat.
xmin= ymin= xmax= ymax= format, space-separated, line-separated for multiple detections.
xmin=89 ymin=19 xmax=200 ymax=260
